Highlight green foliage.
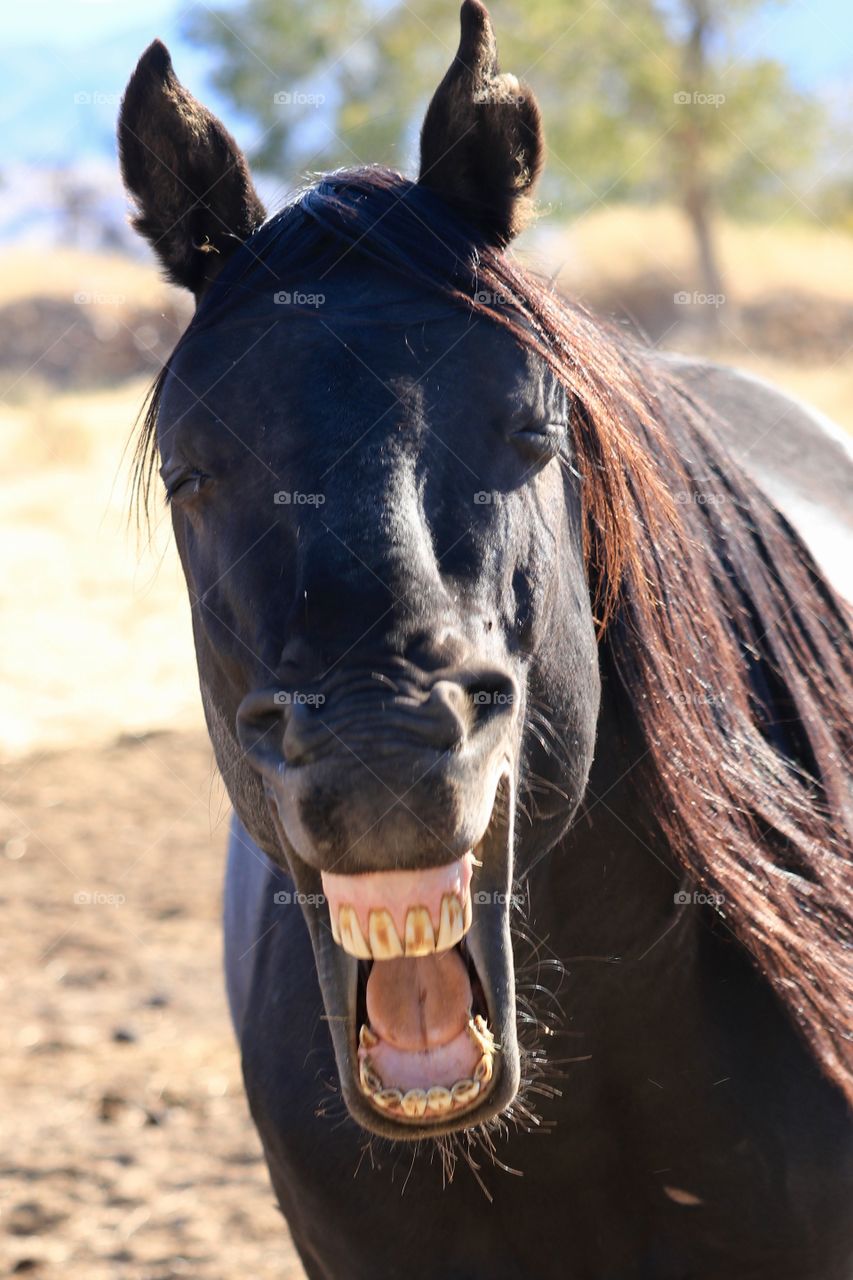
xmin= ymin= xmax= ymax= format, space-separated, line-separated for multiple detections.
xmin=184 ymin=0 xmax=825 ymax=219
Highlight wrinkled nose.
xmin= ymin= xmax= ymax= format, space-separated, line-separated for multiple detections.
xmin=284 ymin=678 xmax=467 ymax=763
xmin=236 ymin=666 xmax=518 ymax=775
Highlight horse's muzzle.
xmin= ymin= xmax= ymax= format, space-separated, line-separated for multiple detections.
xmin=235 ymin=665 xmax=523 ymax=1137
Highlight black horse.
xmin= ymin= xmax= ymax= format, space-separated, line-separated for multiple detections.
xmin=118 ymin=4 xmax=853 ymax=1276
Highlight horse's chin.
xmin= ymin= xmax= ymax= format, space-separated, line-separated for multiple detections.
xmin=275 ymin=779 xmax=520 ymax=1140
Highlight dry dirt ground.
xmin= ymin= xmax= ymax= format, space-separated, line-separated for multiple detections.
xmin=0 ymin=730 xmax=305 ymax=1279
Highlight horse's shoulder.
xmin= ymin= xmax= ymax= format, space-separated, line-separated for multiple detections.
xmin=659 ymin=352 xmax=853 ymax=601
xmin=223 ymin=815 xmax=288 ymax=1036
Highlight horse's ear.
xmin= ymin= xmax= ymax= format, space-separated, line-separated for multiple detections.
xmin=118 ymin=40 xmax=266 ymax=297
xmin=418 ymin=0 xmax=544 ymax=246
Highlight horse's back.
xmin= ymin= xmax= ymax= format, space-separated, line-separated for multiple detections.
xmin=663 ymin=354 xmax=853 ymax=601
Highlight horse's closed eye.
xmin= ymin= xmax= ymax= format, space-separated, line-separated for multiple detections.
xmin=162 ymin=469 xmax=208 ymax=503
xmin=510 ymin=422 xmax=563 ymax=462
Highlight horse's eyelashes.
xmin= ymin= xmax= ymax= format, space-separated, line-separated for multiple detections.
xmin=164 ymin=470 xmax=208 ymax=503
xmin=510 ymin=422 xmax=563 ymax=463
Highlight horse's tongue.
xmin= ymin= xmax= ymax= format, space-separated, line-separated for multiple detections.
xmin=366 ymin=951 xmax=471 ymax=1052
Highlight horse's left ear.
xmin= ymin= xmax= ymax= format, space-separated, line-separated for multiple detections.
xmin=118 ymin=40 xmax=266 ymax=297
xmin=418 ymin=0 xmax=544 ymax=246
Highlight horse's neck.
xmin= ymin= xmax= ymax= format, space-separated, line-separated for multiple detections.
xmin=522 ymin=688 xmax=702 ymax=1018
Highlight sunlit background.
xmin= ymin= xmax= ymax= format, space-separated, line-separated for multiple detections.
xmin=1 ymin=2 xmax=851 ymax=1275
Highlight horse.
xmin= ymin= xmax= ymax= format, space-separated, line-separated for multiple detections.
xmin=118 ymin=3 xmax=853 ymax=1276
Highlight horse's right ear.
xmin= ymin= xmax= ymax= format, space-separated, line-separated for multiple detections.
xmin=418 ymin=0 xmax=544 ymax=246
xmin=118 ymin=41 xmax=266 ymax=298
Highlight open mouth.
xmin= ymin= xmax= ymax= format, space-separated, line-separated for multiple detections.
xmin=322 ymin=854 xmax=497 ymax=1122
xmin=270 ymin=777 xmax=518 ymax=1139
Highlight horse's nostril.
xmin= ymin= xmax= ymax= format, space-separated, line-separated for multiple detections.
xmin=465 ymin=670 xmax=519 ymax=720
xmin=236 ymin=687 xmax=288 ymax=777
xmin=282 ymin=696 xmax=330 ymax=764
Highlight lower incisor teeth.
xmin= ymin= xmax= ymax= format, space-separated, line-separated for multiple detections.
xmin=366 ymin=1066 xmax=489 ymax=1116
xmin=362 ymin=1017 xmax=495 ymax=1116
xmin=474 ymin=1054 xmax=493 ymax=1083
xmin=426 ymin=1086 xmax=453 ymax=1113
xmin=359 ymin=1057 xmax=382 ymax=1094
xmin=401 ymin=1089 xmax=428 ymax=1117
xmin=374 ymin=1088 xmax=402 ymax=1110
xmin=451 ymin=1078 xmax=480 ymax=1105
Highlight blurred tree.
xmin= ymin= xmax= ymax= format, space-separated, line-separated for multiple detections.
xmin=185 ymin=0 xmax=823 ymax=303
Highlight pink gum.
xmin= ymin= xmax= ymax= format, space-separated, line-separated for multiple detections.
xmin=359 ymin=1024 xmax=481 ymax=1093
xmin=321 ymin=852 xmax=474 ymax=941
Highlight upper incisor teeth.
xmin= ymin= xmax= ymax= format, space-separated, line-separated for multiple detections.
xmin=368 ymin=908 xmax=403 ymax=959
xmin=404 ymin=906 xmax=436 ymax=957
xmin=338 ymin=905 xmax=371 ymax=959
xmin=334 ymin=888 xmax=471 ymax=958
xmin=436 ymin=893 xmax=465 ymax=952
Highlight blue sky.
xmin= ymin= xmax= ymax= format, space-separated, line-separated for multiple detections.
xmin=2 ymin=0 xmax=851 ymax=169
xmin=5 ymin=0 xmax=851 ymax=75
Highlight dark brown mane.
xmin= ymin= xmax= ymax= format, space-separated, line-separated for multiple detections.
xmin=133 ymin=166 xmax=853 ymax=1103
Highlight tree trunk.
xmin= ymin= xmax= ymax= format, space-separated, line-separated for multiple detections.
xmin=679 ymin=0 xmax=726 ymax=334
